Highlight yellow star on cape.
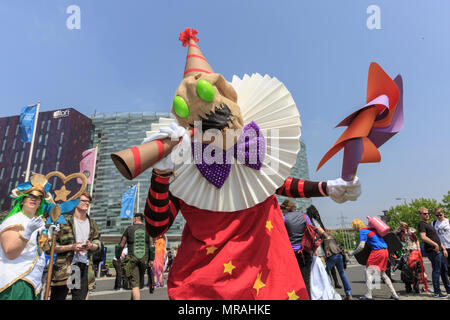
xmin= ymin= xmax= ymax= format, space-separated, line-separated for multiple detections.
xmin=54 ymin=185 xmax=71 ymax=202
xmin=266 ymin=220 xmax=274 ymax=232
xmin=206 ymin=246 xmax=218 ymax=255
xmin=223 ymin=261 xmax=236 ymax=275
xmin=253 ymin=272 xmax=266 ymax=296
xmin=287 ymin=290 xmax=299 ymax=300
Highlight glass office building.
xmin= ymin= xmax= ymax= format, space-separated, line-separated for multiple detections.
xmin=276 ymin=139 xmax=312 ymax=212
xmin=89 ymin=111 xmax=188 ymax=238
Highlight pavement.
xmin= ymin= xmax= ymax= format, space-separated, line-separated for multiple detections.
xmin=83 ymin=259 xmax=450 ymax=300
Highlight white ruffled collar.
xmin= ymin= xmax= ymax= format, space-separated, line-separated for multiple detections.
xmin=149 ymin=73 xmax=302 ymax=212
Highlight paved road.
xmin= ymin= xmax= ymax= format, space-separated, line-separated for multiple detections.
xmin=85 ymin=258 xmax=449 ymax=300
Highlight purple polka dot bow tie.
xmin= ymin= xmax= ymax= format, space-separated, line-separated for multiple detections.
xmin=192 ymin=121 xmax=266 ymax=188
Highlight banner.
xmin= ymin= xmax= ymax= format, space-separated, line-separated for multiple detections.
xmin=19 ymin=104 xmax=38 ymax=143
xmin=120 ymin=185 xmax=137 ymax=219
xmin=77 ymin=147 xmax=96 ymax=184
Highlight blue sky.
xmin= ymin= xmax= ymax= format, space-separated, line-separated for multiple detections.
xmin=1 ymin=0 xmax=449 ymax=228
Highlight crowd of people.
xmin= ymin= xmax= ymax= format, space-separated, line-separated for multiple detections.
xmin=280 ymin=201 xmax=450 ymax=300
xmin=1 ymin=173 xmax=449 ymax=300
xmin=0 ymin=173 xmax=175 ymax=300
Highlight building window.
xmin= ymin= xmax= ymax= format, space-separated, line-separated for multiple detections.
xmin=57 ymin=119 xmax=62 ymax=130
xmin=20 ymin=151 xmax=24 ymax=162
xmin=13 ymin=152 xmax=18 ymax=163
xmin=16 ymin=167 xmax=21 ymax=179
xmin=15 ymin=124 xmax=19 ymax=136
xmin=41 ymin=120 xmax=45 ymax=130
xmin=36 ymin=149 xmax=40 ymax=160
xmin=47 ymin=120 xmax=51 ymax=131
xmin=39 ymin=163 xmax=43 ymax=173
xmin=12 ymin=138 xmax=16 ymax=150
xmin=57 ymin=146 xmax=62 ymax=159
xmin=2 ymin=140 xmax=6 ymax=152
xmin=41 ymin=149 xmax=46 ymax=161
xmin=38 ymin=134 xmax=43 ymax=144
xmin=0 ymin=167 xmax=4 ymax=179
xmin=44 ymin=133 xmax=48 ymax=145
xmin=59 ymin=132 xmax=64 ymax=145
xmin=5 ymin=125 xmax=9 ymax=136
xmin=10 ymin=167 xmax=15 ymax=179
xmin=55 ymin=161 xmax=60 ymax=171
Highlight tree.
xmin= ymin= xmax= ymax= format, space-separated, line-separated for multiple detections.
xmin=384 ymin=198 xmax=441 ymax=234
xmin=442 ymin=191 xmax=450 ymax=214
xmin=330 ymin=229 xmax=359 ymax=251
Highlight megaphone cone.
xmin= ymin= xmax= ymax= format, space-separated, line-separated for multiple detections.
xmin=111 ymin=137 xmax=183 ymax=180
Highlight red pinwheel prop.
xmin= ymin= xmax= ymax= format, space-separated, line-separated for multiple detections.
xmin=317 ymin=63 xmax=404 ymax=181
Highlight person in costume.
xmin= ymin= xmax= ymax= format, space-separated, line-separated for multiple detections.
xmin=117 ymin=213 xmax=152 ymax=300
xmin=0 ymin=174 xmax=53 ymax=300
xmin=349 ymin=218 xmax=399 ymax=300
xmin=153 ymin=234 xmax=167 ymax=288
xmin=394 ymin=221 xmax=425 ymax=294
xmin=130 ymin=28 xmax=362 ymax=300
xmin=49 ymin=192 xmax=101 ymax=300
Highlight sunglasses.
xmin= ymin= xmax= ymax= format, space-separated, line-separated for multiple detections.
xmin=435 ymin=214 xmax=443 ymax=217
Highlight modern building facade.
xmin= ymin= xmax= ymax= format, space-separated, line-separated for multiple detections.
xmin=276 ymin=139 xmax=312 ymax=212
xmin=88 ymin=111 xmax=189 ymax=242
xmin=0 ymin=108 xmax=92 ymax=212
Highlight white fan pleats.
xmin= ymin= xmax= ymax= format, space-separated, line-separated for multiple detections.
xmin=146 ymin=73 xmax=302 ymax=212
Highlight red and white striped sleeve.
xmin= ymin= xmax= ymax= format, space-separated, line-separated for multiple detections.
xmin=275 ymin=177 xmax=328 ymax=198
xmin=144 ymin=171 xmax=181 ymax=238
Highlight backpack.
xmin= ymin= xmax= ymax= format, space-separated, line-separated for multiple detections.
xmin=354 ymin=229 xmax=376 ymax=266
xmin=93 ymin=242 xmax=105 ymax=264
xmin=297 ymin=213 xmax=322 ymax=256
xmin=132 ymin=227 xmax=147 ymax=259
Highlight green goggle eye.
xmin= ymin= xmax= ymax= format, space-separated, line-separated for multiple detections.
xmin=196 ymin=79 xmax=215 ymax=102
xmin=173 ymin=96 xmax=189 ymax=118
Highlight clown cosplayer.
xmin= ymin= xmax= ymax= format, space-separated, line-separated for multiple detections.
xmin=111 ymin=28 xmax=362 ymax=300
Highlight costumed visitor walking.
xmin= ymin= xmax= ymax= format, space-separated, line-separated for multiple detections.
xmin=394 ymin=221 xmax=426 ymax=293
xmin=153 ymin=234 xmax=167 ymax=288
xmin=349 ymin=218 xmax=399 ymax=300
xmin=0 ymin=174 xmax=53 ymax=300
xmin=117 ymin=213 xmax=151 ymax=300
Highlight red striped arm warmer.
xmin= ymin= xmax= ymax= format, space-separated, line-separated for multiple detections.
xmin=144 ymin=172 xmax=181 ymax=238
xmin=275 ymin=177 xmax=328 ymax=198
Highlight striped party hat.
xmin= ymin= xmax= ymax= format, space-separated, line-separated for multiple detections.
xmin=179 ymin=28 xmax=213 ymax=78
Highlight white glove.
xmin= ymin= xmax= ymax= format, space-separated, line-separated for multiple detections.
xmin=141 ymin=123 xmax=191 ymax=171
xmin=327 ymin=176 xmax=361 ymax=203
xmin=23 ymin=217 xmax=45 ymax=240
xmin=47 ymin=224 xmax=60 ymax=240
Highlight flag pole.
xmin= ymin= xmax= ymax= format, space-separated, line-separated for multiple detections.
xmin=136 ymin=181 xmax=140 ymax=213
xmin=24 ymin=101 xmax=40 ymax=181
xmin=87 ymin=144 xmax=98 ymax=216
